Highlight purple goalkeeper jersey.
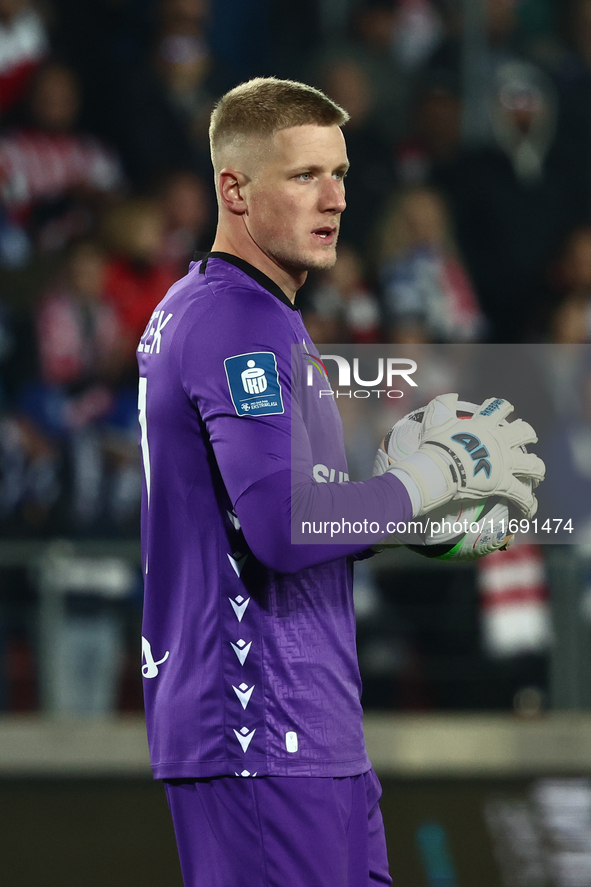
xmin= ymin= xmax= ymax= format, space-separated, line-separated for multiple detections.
xmin=137 ymin=253 xmax=411 ymax=780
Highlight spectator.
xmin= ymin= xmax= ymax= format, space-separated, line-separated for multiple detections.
xmin=36 ymin=239 xmax=125 ymax=389
xmin=49 ymin=0 xmax=155 ymax=146
xmin=550 ymin=296 xmax=591 ymax=344
xmin=101 ymin=198 xmax=178 ymax=354
xmin=377 ymin=185 xmax=484 ymax=343
xmin=423 ymin=0 xmax=530 ymax=107
xmin=391 ymin=0 xmax=444 ymax=73
xmin=208 ymin=0 xmax=273 ymax=88
xmin=545 ymin=226 xmax=591 ymax=343
xmin=0 ymin=0 xmax=48 ymax=115
xmin=422 ymin=0 xmax=564 ymax=146
xmin=160 ymin=0 xmax=208 ymax=34
xmin=554 ymin=0 xmax=591 ymax=208
xmin=489 ymin=61 xmax=556 ymax=183
xmin=539 ymin=363 xmax=591 ymax=542
xmin=152 ymin=20 xmax=213 ymax=151
xmin=305 ymin=243 xmax=381 ymax=344
xmin=396 ymin=70 xmax=463 ymax=184
xmin=18 ymin=239 xmax=142 ymax=532
xmin=433 ymin=61 xmax=589 ymax=341
xmin=299 ymin=306 xmax=341 ymax=346
xmin=20 ymin=240 xmax=124 ymax=447
xmin=112 ymin=0 xmax=213 ymax=184
xmin=0 ymin=411 xmax=59 ymax=531
xmin=0 ymin=62 xmax=124 ymax=256
xmin=268 ymin=0 xmax=321 ymax=81
xmin=311 ymin=0 xmax=410 ymax=144
xmin=320 ymin=57 xmax=396 ymax=253
xmin=0 ymin=298 xmax=60 ymax=533
xmin=157 ymin=170 xmax=212 ymax=274
xmin=555 ymin=0 xmax=591 ymax=90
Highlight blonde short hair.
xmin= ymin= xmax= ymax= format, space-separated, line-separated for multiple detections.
xmin=209 ymin=77 xmax=349 ymax=173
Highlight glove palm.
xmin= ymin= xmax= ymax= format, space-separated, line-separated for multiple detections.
xmin=383 ymin=394 xmax=545 ymax=518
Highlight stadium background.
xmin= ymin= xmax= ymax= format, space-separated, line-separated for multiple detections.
xmin=1 ymin=0 xmax=591 ymax=884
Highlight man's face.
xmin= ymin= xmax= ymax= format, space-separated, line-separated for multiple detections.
xmin=242 ymin=124 xmax=348 ymax=274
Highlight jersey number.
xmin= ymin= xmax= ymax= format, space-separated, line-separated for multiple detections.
xmin=138 ymin=377 xmax=151 ymax=507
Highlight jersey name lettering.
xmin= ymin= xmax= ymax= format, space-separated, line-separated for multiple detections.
xmin=138 ymin=309 xmax=173 ymax=354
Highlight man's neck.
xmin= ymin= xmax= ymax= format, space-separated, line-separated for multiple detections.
xmin=211 ymin=230 xmax=306 ymax=304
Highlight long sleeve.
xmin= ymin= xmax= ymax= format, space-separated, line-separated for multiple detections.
xmin=235 ymin=468 xmax=412 ymax=574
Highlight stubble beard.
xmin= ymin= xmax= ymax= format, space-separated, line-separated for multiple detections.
xmin=269 ymin=232 xmax=340 ymax=275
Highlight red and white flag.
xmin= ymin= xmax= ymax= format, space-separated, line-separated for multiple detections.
xmin=478 ymin=543 xmax=552 ymax=657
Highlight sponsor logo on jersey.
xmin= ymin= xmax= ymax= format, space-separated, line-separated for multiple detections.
xmin=224 ymin=352 xmax=284 ymax=417
xmin=313 ymin=463 xmax=349 ymax=483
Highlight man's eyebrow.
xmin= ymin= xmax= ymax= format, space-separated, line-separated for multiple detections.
xmin=287 ymin=162 xmax=350 ymax=175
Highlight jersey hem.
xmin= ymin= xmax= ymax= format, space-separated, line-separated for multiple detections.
xmin=151 ymin=755 xmax=372 ymax=780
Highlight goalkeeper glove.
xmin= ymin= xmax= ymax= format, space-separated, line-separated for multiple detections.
xmin=375 ymin=393 xmax=545 ymax=518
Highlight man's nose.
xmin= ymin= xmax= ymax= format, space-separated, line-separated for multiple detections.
xmin=319 ymin=177 xmax=346 ymax=214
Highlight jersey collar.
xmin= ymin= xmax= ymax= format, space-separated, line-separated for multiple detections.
xmin=195 ymin=251 xmax=298 ymax=311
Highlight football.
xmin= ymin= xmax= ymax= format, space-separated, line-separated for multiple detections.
xmin=377 ymin=401 xmax=515 ymax=561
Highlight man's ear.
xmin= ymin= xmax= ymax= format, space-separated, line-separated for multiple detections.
xmin=218 ymin=169 xmax=249 ymax=215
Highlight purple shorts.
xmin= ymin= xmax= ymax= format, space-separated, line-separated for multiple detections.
xmin=164 ymin=768 xmax=392 ymax=887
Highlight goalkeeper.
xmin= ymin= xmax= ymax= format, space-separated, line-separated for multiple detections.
xmin=138 ymin=75 xmax=545 ymax=887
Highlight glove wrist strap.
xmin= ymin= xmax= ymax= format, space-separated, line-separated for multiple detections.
xmin=389 ymin=450 xmax=456 ymax=515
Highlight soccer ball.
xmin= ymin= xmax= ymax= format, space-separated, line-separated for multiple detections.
xmin=379 ymin=401 xmax=514 ymax=561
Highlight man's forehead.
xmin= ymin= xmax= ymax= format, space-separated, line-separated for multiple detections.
xmin=271 ymin=124 xmax=347 ymax=163
xmin=216 ymin=124 xmax=347 ymax=177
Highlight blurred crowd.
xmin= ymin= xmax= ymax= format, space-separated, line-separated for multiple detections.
xmin=0 ymin=0 xmax=590 ymax=714
xmin=0 ymin=0 xmax=589 ymax=536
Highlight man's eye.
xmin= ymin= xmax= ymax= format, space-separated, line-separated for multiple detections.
xmin=297 ymin=173 xmax=311 ymax=181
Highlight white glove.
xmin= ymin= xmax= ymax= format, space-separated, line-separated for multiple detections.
xmin=376 ymin=393 xmax=545 ymax=519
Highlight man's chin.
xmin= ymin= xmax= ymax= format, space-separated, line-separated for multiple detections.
xmin=290 ymin=245 xmax=339 ymax=273
xmin=309 ymin=250 xmax=339 ymax=271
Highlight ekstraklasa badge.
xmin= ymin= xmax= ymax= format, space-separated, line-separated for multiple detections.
xmin=224 ymin=351 xmax=284 ymax=417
